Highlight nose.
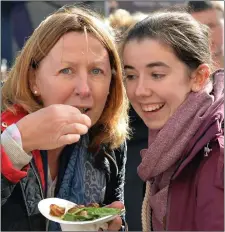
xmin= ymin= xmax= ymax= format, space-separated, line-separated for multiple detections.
xmin=74 ymin=75 xmax=91 ymax=98
xmin=135 ymin=77 xmax=152 ymax=98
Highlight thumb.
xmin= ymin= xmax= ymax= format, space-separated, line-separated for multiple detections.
xmin=106 ymin=201 xmax=124 ymax=210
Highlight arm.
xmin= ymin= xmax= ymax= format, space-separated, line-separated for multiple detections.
xmin=1 ymin=124 xmax=32 ymax=206
xmin=195 ymin=139 xmax=224 ymax=231
xmin=1 ymin=145 xmax=30 ymax=206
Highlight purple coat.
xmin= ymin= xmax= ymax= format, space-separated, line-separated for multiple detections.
xmin=165 ymin=105 xmax=224 ymax=230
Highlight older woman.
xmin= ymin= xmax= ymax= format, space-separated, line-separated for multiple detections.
xmin=1 ymin=5 xmax=129 ymax=231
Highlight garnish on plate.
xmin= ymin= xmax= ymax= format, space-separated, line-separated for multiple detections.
xmin=49 ymin=202 xmax=122 ymax=222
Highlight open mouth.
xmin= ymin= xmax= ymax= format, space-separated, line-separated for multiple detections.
xmin=80 ymin=108 xmax=90 ymax=114
xmin=142 ymin=103 xmax=165 ymax=113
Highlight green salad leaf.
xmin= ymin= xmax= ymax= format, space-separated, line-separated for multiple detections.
xmin=85 ymin=207 xmax=121 ymax=217
xmin=62 ymin=207 xmax=122 ymax=222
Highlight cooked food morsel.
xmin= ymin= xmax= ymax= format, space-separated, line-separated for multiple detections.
xmin=49 ymin=204 xmax=66 ymax=217
xmin=79 ymin=210 xmax=88 ymax=217
xmin=86 ymin=203 xmax=99 ymax=208
xmin=67 ymin=205 xmax=85 ymax=214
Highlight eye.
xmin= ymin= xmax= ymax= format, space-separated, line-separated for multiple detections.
xmin=125 ymin=74 xmax=137 ymax=80
xmin=59 ymin=68 xmax=72 ymax=75
xmin=152 ymin=73 xmax=165 ymax=79
xmin=91 ymin=68 xmax=103 ymax=75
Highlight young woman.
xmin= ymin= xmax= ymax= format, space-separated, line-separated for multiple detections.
xmin=1 ymin=5 xmax=129 ymax=231
xmin=122 ymin=11 xmax=224 ymax=231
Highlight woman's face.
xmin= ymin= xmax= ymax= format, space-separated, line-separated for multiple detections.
xmin=33 ymin=32 xmax=112 ymax=126
xmin=123 ymin=39 xmax=195 ymax=130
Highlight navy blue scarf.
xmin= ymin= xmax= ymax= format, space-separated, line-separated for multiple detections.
xmin=48 ymin=134 xmax=106 ymax=231
xmin=49 ymin=134 xmax=90 ymax=231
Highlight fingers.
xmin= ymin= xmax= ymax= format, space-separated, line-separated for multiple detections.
xmin=106 ymin=201 xmax=124 ymax=210
xmin=51 ymin=105 xmax=92 ymax=128
xmin=69 ymin=113 xmax=92 ymax=128
xmin=80 ymin=113 xmax=92 ymax=128
xmin=62 ymin=123 xmax=89 ymax=136
xmin=54 ymin=106 xmax=91 ymax=147
xmin=105 ymin=201 xmax=124 ymax=231
xmin=57 ymin=134 xmax=81 ymax=146
xmin=107 ymin=216 xmax=122 ymax=231
xmin=64 ymin=106 xmax=91 ymax=128
xmin=58 ymin=115 xmax=90 ymax=146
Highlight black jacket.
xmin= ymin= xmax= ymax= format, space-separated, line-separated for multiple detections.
xmin=1 ymin=142 xmax=127 ymax=231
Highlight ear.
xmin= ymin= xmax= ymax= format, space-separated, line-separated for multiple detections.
xmin=29 ymin=69 xmax=40 ymax=96
xmin=190 ymin=64 xmax=211 ymax=92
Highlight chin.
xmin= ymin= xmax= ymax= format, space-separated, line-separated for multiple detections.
xmin=90 ymin=116 xmax=101 ymax=127
xmin=144 ymin=120 xmax=165 ymax=130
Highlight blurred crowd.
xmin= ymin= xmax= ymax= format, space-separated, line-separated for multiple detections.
xmin=1 ymin=1 xmax=224 ymax=82
xmin=1 ymin=1 xmax=224 ymax=231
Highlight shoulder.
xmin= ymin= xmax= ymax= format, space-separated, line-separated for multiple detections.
xmin=1 ymin=105 xmax=27 ymax=132
xmin=195 ymin=137 xmax=224 ymax=205
xmin=195 ymin=137 xmax=224 ymax=230
xmin=198 ymin=137 xmax=224 ymax=190
xmin=103 ymin=142 xmax=127 ymax=176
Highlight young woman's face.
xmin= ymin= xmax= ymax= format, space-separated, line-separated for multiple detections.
xmin=123 ymin=39 xmax=195 ymax=130
xmin=33 ymin=32 xmax=112 ymax=126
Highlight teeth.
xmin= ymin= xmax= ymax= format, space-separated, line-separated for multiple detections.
xmin=142 ymin=103 xmax=164 ymax=112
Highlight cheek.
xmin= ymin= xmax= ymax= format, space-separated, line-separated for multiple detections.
xmin=39 ymin=82 xmax=73 ymax=105
xmin=125 ymin=83 xmax=135 ymax=101
xmin=92 ymin=83 xmax=110 ymax=123
xmin=165 ymin=89 xmax=189 ymax=114
xmin=94 ymin=80 xmax=111 ymax=103
xmin=163 ymin=72 xmax=191 ymax=104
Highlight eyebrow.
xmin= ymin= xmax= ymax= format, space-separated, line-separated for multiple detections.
xmin=60 ymin=61 xmax=76 ymax=66
xmin=61 ymin=59 xmax=107 ymax=66
xmin=124 ymin=62 xmax=170 ymax=70
xmin=146 ymin=62 xmax=170 ymax=69
xmin=124 ymin=65 xmax=135 ymax=70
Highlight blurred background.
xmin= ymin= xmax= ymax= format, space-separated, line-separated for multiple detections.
xmin=1 ymin=0 xmax=186 ymax=68
xmin=1 ymin=1 xmax=224 ymax=231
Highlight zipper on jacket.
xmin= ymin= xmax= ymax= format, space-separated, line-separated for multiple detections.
xmin=164 ymin=162 xmax=182 ymax=230
xmin=20 ymin=182 xmax=32 ymax=230
xmin=19 ymin=162 xmax=45 ymax=230
xmin=165 ymin=181 xmax=172 ymax=231
xmin=30 ymin=161 xmax=44 ymax=199
xmin=30 ymin=161 xmax=48 ymax=230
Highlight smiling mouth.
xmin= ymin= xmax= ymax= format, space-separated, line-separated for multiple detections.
xmin=141 ymin=103 xmax=165 ymax=112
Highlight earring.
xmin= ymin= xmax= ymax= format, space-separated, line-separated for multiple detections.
xmin=34 ymin=90 xmax=38 ymax=95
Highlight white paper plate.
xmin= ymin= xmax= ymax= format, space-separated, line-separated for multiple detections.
xmin=38 ymin=198 xmax=124 ymax=231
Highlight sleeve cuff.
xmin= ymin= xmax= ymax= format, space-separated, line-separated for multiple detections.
xmin=1 ymin=126 xmax=32 ymax=170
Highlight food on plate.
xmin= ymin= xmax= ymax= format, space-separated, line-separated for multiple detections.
xmin=49 ymin=202 xmax=122 ymax=222
xmin=67 ymin=205 xmax=85 ymax=214
xmin=86 ymin=203 xmax=99 ymax=208
xmin=49 ymin=204 xmax=66 ymax=217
